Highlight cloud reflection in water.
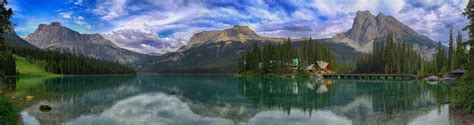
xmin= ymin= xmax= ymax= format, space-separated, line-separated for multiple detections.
xmin=64 ymin=93 xmax=351 ymax=125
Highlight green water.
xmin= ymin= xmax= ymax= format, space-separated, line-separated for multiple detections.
xmin=1 ymin=75 xmax=453 ymax=125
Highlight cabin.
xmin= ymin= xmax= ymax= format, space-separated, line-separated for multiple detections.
xmin=449 ymin=68 xmax=466 ymax=80
xmin=307 ymin=61 xmax=333 ymax=74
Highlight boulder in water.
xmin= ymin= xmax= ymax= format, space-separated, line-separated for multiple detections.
xmin=424 ymin=76 xmax=439 ymax=81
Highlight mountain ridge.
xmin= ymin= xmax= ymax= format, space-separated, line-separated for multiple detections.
xmin=25 ymin=22 xmax=149 ymax=65
xmin=2 ymin=24 xmax=36 ymax=48
xmin=142 ymin=26 xmax=359 ymax=73
xmin=22 ymin=10 xmax=440 ymax=73
xmin=178 ymin=25 xmax=287 ymax=51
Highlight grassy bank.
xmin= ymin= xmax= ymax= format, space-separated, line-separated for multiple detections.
xmin=14 ymin=55 xmax=60 ymax=77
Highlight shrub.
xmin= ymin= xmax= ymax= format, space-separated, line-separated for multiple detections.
xmin=0 ymin=95 xmax=18 ymax=125
xmin=452 ymin=72 xmax=474 ymax=112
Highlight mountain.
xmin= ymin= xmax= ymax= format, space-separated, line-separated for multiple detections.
xmin=331 ymin=10 xmax=438 ymax=58
xmin=179 ymin=25 xmax=284 ymax=51
xmin=25 ymin=22 xmax=148 ymax=65
xmin=142 ymin=25 xmax=360 ymax=73
xmin=2 ymin=25 xmax=36 ymax=48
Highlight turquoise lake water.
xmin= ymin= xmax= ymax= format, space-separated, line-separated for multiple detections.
xmin=1 ymin=75 xmax=453 ymax=125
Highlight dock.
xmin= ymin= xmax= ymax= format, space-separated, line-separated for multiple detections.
xmin=321 ymin=74 xmax=418 ymax=80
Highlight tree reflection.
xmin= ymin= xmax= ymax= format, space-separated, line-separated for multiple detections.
xmin=238 ymin=77 xmax=334 ymax=115
xmin=237 ymin=77 xmax=452 ymax=116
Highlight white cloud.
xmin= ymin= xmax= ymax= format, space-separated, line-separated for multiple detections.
xmin=73 ymin=16 xmax=85 ymax=25
xmin=84 ymin=0 xmax=468 ymax=54
xmin=59 ymin=12 xmax=72 ymax=19
xmin=94 ymin=0 xmax=128 ymax=20
xmin=397 ymin=0 xmax=468 ymax=42
xmin=405 ymin=0 xmax=445 ymax=10
xmin=103 ymin=29 xmax=187 ymax=55
xmin=292 ymin=9 xmax=315 ymax=21
xmin=74 ymin=0 xmax=83 ymax=5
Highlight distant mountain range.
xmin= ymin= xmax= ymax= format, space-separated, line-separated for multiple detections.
xmin=24 ymin=22 xmax=150 ymax=66
xmin=140 ymin=26 xmax=359 ymax=73
xmin=18 ymin=10 xmax=440 ymax=73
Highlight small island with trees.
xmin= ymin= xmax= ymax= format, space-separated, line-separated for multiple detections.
xmin=238 ymin=38 xmax=335 ymax=77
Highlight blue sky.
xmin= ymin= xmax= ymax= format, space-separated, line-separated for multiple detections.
xmin=8 ymin=0 xmax=469 ymax=54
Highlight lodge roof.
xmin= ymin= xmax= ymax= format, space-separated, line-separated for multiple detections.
xmin=450 ymin=68 xmax=466 ymax=74
xmin=316 ymin=61 xmax=329 ymax=69
xmin=307 ymin=61 xmax=330 ymax=70
xmin=307 ymin=64 xmax=315 ymax=70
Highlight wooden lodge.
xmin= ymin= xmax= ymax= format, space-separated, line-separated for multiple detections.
xmin=307 ymin=61 xmax=333 ymax=74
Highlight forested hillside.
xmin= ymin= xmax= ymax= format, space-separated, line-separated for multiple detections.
xmin=11 ymin=47 xmax=135 ymax=75
xmin=354 ymin=35 xmax=424 ymax=74
xmin=354 ymin=30 xmax=469 ymax=78
xmin=238 ymin=38 xmax=335 ymax=75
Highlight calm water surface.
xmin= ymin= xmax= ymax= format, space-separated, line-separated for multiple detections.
xmin=1 ymin=75 xmax=453 ymax=125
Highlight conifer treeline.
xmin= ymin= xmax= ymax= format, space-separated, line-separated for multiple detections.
xmin=355 ymin=30 xmax=469 ymax=77
xmin=0 ymin=42 xmax=16 ymax=75
xmin=0 ymin=0 xmax=16 ymax=76
xmin=238 ymin=38 xmax=336 ymax=74
xmin=429 ymin=29 xmax=469 ymax=75
xmin=12 ymin=47 xmax=135 ymax=75
xmin=354 ymin=35 xmax=424 ymax=74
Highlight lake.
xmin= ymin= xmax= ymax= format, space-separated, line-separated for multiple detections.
xmin=1 ymin=75 xmax=453 ymax=125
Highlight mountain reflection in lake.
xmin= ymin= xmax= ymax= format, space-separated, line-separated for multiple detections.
xmin=2 ymin=75 xmax=452 ymax=125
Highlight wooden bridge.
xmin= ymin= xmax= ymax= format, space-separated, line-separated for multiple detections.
xmin=321 ymin=74 xmax=418 ymax=80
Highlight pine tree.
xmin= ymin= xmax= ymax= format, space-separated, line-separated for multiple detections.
xmin=250 ymin=43 xmax=261 ymax=72
xmin=448 ymin=28 xmax=454 ymax=71
xmin=0 ymin=1 xmax=16 ymax=76
xmin=454 ymin=31 xmax=466 ymax=68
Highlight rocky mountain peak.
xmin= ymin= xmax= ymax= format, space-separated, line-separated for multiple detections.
xmin=25 ymin=22 xmax=148 ymax=64
xmin=51 ymin=22 xmax=61 ymax=26
xmin=180 ymin=25 xmax=262 ymax=50
xmin=355 ymin=10 xmax=373 ymax=18
xmin=225 ymin=25 xmax=259 ymax=38
xmin=331 ymin=10 xmax=438 ymax=58
xmin=376 ymin=12 xmax=385 ymax=18
xmin=26 ymin=22 xmax=117 ymax=48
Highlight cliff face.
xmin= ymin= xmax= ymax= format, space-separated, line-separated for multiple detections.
xmin=25 ymin=22 xmax=148 ymax=65
xmin=331 ymin=10 xmax=438 ymax=58
xmin=1 ymin=24 xmax=36 ymax=48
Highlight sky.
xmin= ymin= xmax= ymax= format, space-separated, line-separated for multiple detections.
xmin=8 ymin=0 xmax=470 ymax=55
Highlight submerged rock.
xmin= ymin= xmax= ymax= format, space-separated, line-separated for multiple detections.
xmin=26 ymin=96 xmax=34 ymax=101
xmin=39 ymin=105 xmax=52 ymax=112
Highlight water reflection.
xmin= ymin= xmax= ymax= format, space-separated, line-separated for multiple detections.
xmin=2 ymin=75 xmax=452 ymax=125
xmin=62 ymin=93 xmax=351 ymax=125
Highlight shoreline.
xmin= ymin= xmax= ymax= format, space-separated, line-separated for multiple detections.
xmin=450 ymin=107 xmax=474 ymax=125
